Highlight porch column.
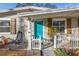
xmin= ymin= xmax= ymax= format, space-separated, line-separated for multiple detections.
xmin=24 ymin=17 xmax=32 ymax=50
xmin=16 ymin=17 xmax=20 ymax=33
xmin=43 ymin=18 xmax=48 ymax=39
xmin=17 ymin=17 xmax=28 ymax=42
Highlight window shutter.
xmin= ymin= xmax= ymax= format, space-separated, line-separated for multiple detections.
xmin=10 ymin=18 xmax=16 ymax=34
xmin=67 ymin=18 xmax=72 ymax=34
xmin=48 ymin=18 xmax=52 ymax=36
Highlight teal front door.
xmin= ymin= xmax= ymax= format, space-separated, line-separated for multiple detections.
xmin=34 ymin=21 xmax=43 ymax=39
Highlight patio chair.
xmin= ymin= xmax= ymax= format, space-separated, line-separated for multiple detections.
xmin=11 ymin=31 xmax=24 ymax=44
xmin=8 ymin=31 xmax=28 ymax=50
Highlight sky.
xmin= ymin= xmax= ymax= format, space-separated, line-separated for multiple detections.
xmin=0 ymin=3 xmax=79 ymax=10
xmin=0 ymin=3 xmax=16 ymax=10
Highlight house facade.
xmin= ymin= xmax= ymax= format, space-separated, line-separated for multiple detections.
xmin=0 ymin=6 xmax=79 ymax=50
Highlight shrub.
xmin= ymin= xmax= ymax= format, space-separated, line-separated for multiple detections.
xmin=54 ymin=48 xmax=71 ymax=56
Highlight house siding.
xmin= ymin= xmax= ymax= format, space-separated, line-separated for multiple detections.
xmin=10 ymin=18 xmax=16 ymax=34
xmin=47 ymin=18 xmax=52 ymax=38
xmin=71 ymin=18 xmax=78 ymax=34
xmin=67 ymin=18 xmax=72 ymax=34
xmin=78 ymin=18 xmax=79 ymax=34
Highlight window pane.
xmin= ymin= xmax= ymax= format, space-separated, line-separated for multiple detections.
xmin=53 ymin=20 xmax=65 ymax=33
xmin=53 ymin=21 xmax=59 ymax=26
xmin=0 ymin=20 xmax=10 ymax=26
xmin=52 ymin=27 xmax=59 ymax=33
xmin=0 ymin=27 xmax=10 ymax=32
xmin=60 ymin=27 xmax=65 ymax=33
xmin=59 ymin=21 xmax=65 ymax=26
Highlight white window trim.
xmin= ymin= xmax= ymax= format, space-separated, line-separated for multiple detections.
xmin=52 ymin=18 xmax=67 ymax=33
xmin=0 ymin=18 xmax=11 ymax=34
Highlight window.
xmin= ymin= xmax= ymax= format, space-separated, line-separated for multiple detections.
xmin=53 ymin=20 xmax=65 ymax=33
xmin=0 ymin=20 xmax=10 ymax=32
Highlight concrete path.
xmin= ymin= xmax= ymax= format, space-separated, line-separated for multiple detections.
xmin=42 ymin=46 xmax=55 ymax=56
xmin=27 ymin=50 xmax=41 ymax=56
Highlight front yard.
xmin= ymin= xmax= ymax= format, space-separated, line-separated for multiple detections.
xmin=54 ymin=48 xmax=79 ymax=56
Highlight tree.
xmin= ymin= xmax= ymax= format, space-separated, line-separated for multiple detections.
xmin=44 ymin=3 xmax=57 ymax=9
xmin=16 ymin=3 xmax=57 ymax=9
xmin=16 ymin=3 xmax=33 ymax=7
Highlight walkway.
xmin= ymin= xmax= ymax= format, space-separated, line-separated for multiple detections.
xmin=42 ymin=46 xmax=56 ymax=56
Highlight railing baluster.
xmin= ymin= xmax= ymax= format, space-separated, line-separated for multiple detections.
xmin=54 ymin=35 xmax=57 ymax=48
xmin=78 ymin=39 xmax=79 ymax=48
xmin=73 ymin=40 xmax=75 ymax=48
xmin=77 ymin=40 xmax=78 ymax=48
xmin=54 ymin=33 xmax=79 ymax=49
xmin=32 ymin=38 xmax=41 ymax=50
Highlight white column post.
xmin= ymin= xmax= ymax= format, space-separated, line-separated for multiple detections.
xmin=54 ymin=35 xmax=57 ymax=48
xmin=26 ymin=17 xmax=32 ymax=50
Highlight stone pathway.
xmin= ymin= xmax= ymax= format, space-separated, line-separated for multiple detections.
xmin=42 ymin=46 xmax=55 ymax=56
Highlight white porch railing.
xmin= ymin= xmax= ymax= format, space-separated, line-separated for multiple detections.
xmin=32 ymin=36 xmax=41 ymax=50
xmin=54 ymin=33 xmax=79 ymax=49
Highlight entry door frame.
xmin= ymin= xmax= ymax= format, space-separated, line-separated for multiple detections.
xmin=34 ymin=20 xmax=44 ymax=39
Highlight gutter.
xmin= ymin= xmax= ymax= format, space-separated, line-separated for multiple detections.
xmin=17 ymin=8 xmax=79 ymax=17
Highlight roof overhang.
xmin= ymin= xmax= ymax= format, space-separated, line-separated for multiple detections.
xmin=17 ymin=8 xmax=79 ymax=19
xmin=1 ymin=6 xmax=79 ymax=18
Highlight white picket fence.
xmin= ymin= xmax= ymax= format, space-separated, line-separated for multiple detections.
xmin=54 ymin=33 xmax=79 ymax=49
xmin=32 ymin=36 xmax=41 ymax=50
